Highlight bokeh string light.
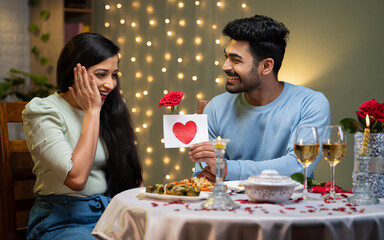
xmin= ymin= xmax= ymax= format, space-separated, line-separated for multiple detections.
xmin=103 ymin=0 xmax=248 ymax=185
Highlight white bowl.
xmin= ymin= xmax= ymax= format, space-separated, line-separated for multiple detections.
xmin=242 ymin=170 xmax=296 ymax=203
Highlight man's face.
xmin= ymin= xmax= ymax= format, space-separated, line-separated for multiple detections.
xmin=222 ymin=39 xmax=260 ymax=93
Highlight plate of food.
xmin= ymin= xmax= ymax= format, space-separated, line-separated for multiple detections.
xmin=224 ymin=180 xmax=245 ymax=193
xmin=139 ymin=177 xmax=214 ymax=201
xmin=137 ymin=189 xmax=210 ymax=201
xmin=175 ymin=177 xmax=214 ymax=192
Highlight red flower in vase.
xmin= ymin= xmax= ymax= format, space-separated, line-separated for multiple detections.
xmin=340 ymin=99 xmax=384 ymax=133
xmin=371 ymin=102 xmax=384 ymax=122
xmin=356 ymin=99 xmax=377 ymax=119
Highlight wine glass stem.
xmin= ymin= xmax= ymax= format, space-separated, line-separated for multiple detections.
xmin=330 ymin=165 xmax=335 ymax=198
xmin=303 ymin=166 xmax=308 ymax=200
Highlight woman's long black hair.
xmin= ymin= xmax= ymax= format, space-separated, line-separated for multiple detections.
xmin=57 ymin=33 xmax=142 ymax=197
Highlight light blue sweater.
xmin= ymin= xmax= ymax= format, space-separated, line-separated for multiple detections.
xmin=193 ymin=82 xmax=331 ymax=180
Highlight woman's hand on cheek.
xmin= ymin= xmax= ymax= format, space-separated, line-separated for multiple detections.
xmin=69 ymin=63 xmax=102 ymax=112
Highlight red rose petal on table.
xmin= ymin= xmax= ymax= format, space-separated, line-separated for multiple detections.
xmin=244 ymin=207 xmax=253 ymax=214
xmin=285 ymin=207 xmax=296 ymax=210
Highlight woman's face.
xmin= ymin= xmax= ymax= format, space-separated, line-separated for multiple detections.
xmin=87 ymin=54 xmax=119 ymax=102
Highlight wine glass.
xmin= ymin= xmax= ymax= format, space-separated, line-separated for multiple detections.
xmin=294 ymin=126 xmax=320 ymax=200
xmin=321 ymin=125 xmax=347 ymax=199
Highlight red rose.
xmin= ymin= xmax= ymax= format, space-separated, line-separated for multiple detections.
xmin=372 ymin=102 xmax=384 ymax=122
xmin=356 ymin=110 xmax=366 ymax=119
xmin=158 ymin=91 xmax=184 ymax=107
xmin=356 ymin=99 xmax=377 ymax=119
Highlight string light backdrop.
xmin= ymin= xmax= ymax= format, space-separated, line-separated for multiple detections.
xmin=102 ymin=0 xmax=249 ymax=185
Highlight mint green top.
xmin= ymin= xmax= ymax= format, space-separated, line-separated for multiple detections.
xmin=22 ymin=92 xmax=108 ymax=197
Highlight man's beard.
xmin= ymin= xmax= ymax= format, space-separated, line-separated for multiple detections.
xmin=225 ymin=65 xmax=259 ymax=93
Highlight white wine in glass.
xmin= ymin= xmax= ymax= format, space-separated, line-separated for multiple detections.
xmin=294 ymin=126 xmax=320 ymax=200
xmin=321 ymin=125 xmax=347 ymax=199
xmin=294 ymin=144 xmax=320 ymax=167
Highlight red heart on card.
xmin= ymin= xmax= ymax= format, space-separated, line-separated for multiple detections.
xmin=172 ymin=121 xmax=197 ymax=144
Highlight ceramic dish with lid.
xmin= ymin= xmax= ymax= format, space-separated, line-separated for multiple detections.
xmin=242 ymin=169 xmax=296 ymax=203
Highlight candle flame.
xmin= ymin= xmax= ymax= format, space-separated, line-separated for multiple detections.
xmin=360 ymin=114 xmax=371 ymax=155
xmin=217 ymin=136 xmax=221 ymax=141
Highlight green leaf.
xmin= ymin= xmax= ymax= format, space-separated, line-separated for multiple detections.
xmin=311 ymin=179 xmax=325 ymax=187
xmin=290 ymin=172 xmax=304 ymax=184
xmin=357 ymin=116 xmax=367 ymax=128
xmin=31 ymin=74 xmax=48 ymax=85
xmin=290 ymin=173 xmax=325 ymax=189
xmin=14 ymin=92 xmax=32 ymax=102
xmin=10 ymin=78 xmax=25 ymax=86
xmin=10 ymin=68 xmax=47 ymax=85
xmin=10 ymin=68 xmax=32 ymax=78
xmin=41 ymin=33 xmax=50 ymax=42
xmin=0 ymin=81 xmax=13 ymax=97
xmin=290 ymin=172 xmax=313 ymax=189
xmin=40 ymin=10 xmax=50 ymax=20
xmin=34 ymin=89 xmax=50 ymax=98
xmin=44 ymin=83 xmax=56 ymax=90
xmin=339 ymin=118 xmax=363 ymax=134
xmin=31 ymin=46 xmax=39 ymax=55
xmin=40 ymin=57 xmax=48 ymax=66
xmin=28 ymin=24 xmax=39 ymax=34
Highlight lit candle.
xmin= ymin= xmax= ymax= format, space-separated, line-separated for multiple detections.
xmin=360 ymin=114 xmax=370 ymax=155
xmin=215 ymin=136 xmax=225 ymax=149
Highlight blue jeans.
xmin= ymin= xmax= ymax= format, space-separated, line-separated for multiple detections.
xmin=26 ymin=194 xmax=111 ymax=240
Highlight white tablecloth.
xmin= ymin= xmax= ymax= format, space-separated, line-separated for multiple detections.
xmin=92 ymin=187 xmax=384 ymax=240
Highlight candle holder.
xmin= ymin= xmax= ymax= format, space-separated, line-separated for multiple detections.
xmin=348 ymin=152 xmax=379 ymax=205
xmin=201 ymin=138 xmax=239 ymax=210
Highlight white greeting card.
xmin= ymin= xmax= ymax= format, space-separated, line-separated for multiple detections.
xmin=163 ymin=114 xmax=208 ymax=148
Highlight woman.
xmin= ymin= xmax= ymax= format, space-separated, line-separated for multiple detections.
xmin=23 ymin=33 xmax=143 ymax=239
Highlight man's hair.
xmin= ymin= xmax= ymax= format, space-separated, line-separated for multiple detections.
xmin=222 ymin=15 xmax=289 ymax=76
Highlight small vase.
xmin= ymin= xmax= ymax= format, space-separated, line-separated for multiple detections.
xmin=353 ymin=132 xmax=384 ymax=197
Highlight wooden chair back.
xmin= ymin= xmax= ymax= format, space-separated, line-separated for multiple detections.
xmin=197 ymin=100 xmax=209 ymax=114
xmin=0 ymin=102 xmax=35 ymax=240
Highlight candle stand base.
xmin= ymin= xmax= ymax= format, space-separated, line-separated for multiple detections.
xmin=348 ymin=155 xmax=379 ymax=205
xmin=201 ymin=185 xmax=239 ymax=210
xmin=203 ymin=138 xmax=239 ymax=210
xmin=347 ymin=194 xmax=379 ymax=205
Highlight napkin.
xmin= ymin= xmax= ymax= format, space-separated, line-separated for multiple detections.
xmin=309 ymin=181 xmax=353 ymax=194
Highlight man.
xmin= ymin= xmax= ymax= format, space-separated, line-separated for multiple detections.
xmin=189 ymin=15 xmax=330 ymax=182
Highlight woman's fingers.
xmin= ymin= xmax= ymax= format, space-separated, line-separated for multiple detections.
xmin=73 ymin=64 xmax=81 ymax=92
xmin=75 ymin=65 xmax=89 ymax=92
xmin=71 ymin=64 xmax=102 ymax=111
xmin=88 ymin=73 xmax=99 ymax=93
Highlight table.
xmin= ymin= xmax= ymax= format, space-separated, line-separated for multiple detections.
xmin=92 ymin=187 xmax=384 ymax=240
